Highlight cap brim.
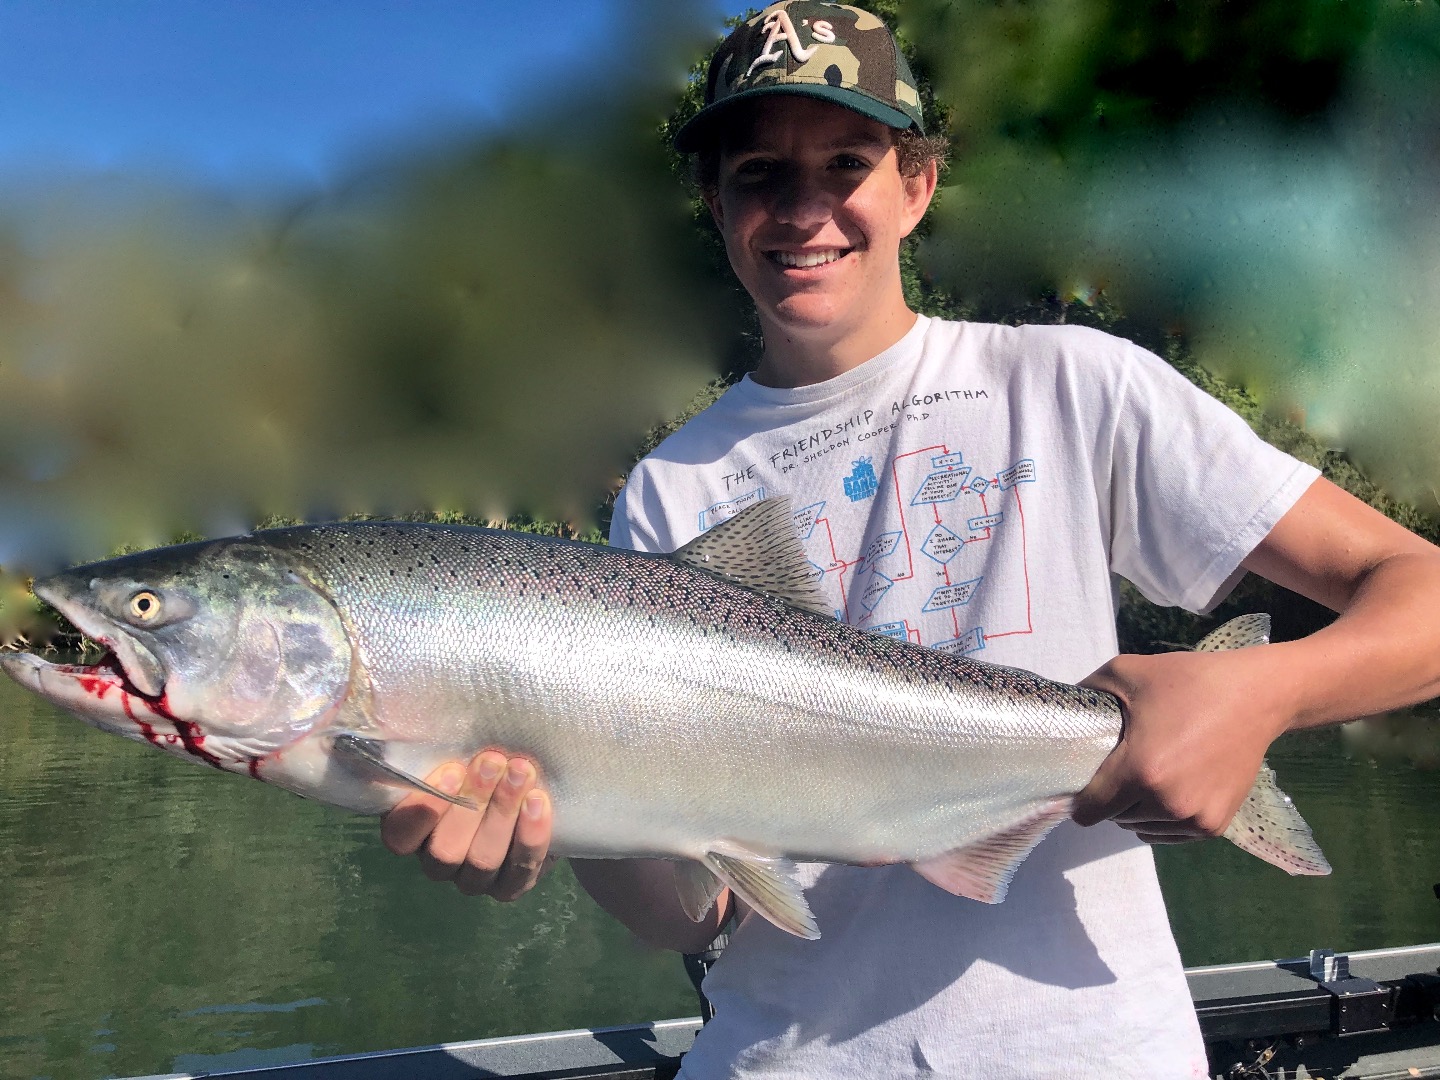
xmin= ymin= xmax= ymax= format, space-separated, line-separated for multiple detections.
xmin=673 ymin=83 xmax=919 ymax=154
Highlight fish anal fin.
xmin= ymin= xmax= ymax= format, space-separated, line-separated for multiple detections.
xmin=671 ymin=498 xmax=831 ymax=618
xmin=1224 ymin=762 xmax=1331 ymax=876
xmin=914 ymin=798 xmax=1072 ymax=904
xmin=673 ymin=860 xmax=724 ymax=924
xmin=703 ymin=842 xmax=819 ymax=940
xmin=331 ymin=733 xmax=478 ymax=810
xmin=1194 ymin=613 xmax=1271 ymax=652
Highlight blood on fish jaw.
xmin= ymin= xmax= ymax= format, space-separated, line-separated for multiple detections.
xmin=59 ymin=650 xmax=229 ymax=771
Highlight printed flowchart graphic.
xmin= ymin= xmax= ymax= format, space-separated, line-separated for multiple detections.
xmin=693 ymin=444 xmax=1038 ymax=649
xmin=793 ymin=445 xmax=1038 ymax=651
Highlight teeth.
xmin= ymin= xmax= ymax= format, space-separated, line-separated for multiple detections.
xmin=772 ymin=249 xmax=846 ymax=268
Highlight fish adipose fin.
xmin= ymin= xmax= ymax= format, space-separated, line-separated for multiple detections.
xmin=1225 ymin=764 xmax=1332 ymax=876
xmin=673 ymin=860 xmax=725 ymax=923
xmin=703 ymin=842 xmax=819 ymax=940
xmin=331 ymin=734 xmax=478 ymax=810
xmin=672 ymin=498 xmax=831 ymax=618
xmin=913 ymin=798 xmax=1073 ymax=904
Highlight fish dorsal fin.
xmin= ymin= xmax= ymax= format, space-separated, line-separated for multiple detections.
xmin=703 ymin=842 xmax=819 ymax=940
xmin=671 ymin=499 xmax=830 ymax=617
xmin=1224 ymin=763 xmax=1331 ymax=876
xmin=912 ymin=798 xmax=1073 ymax=904
xmin=673 ymin=860 xmax=725 ymax=924
xmin=331 ymin=734 xmax=478 ymax=810
xmin=1194 ymin=613 xmax=1271 ymax=651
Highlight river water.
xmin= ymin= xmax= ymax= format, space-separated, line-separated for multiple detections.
xmin=1 ymin=673 xmax=1436 ymax=1080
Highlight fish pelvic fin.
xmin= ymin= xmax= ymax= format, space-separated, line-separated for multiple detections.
xmin=331 ymin=734 xmax=478 ymax=810
xmin=703 ymin=842 xmax=819 ymax=940
xmin=1225 ymin=762 xmax=1331 ymax=876
xmin=671 ymin=498 xmax=831 ymax=618
xmin=913 ymin=798 xmax=1073 ymax=904
xmin=673 ymin=860 xmax=725 ymax=923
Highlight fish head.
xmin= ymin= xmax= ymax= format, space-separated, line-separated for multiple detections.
xmin=1 ymin=538 xmax=353 ymax=771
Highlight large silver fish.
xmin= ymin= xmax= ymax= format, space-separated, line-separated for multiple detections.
xmin=0 ymin=499 xmax=1329 ymax=938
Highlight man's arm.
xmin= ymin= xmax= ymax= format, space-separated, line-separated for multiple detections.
xmin=1074 ymin=477 xmax=1440 ymax=840
xmin=570 ymin=860 xmax=736 ymax=954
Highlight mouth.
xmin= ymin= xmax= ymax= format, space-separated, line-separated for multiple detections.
xmin=765 ymin=247 xmax=854 ymax=270
xmin=0 ymin=647 xmax=238 ymax=771
xmin=3 ymin=645 xmax=158 ymax=722
xmin=48 ymin=648 xmax=146 ymax=697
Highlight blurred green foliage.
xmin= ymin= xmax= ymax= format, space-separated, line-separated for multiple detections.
xmin=904 ymin=0 xmax=1378 ymax=147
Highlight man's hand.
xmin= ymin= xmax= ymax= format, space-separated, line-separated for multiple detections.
xmin=381 ymin=751 xmax=554 ymax=900
xmin=1072 ymin=648 xmax=1290 ymax=843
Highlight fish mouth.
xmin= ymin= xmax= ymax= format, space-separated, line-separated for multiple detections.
xmin=6 ymin=647 xmax=145 ymax=697
xmin=31 ymin=579 xmax=169 ymax=697
xmin=0 ymin=647 xmax=240 ymax=771
xmin=2 ymin=646 xmax=163 ymax=732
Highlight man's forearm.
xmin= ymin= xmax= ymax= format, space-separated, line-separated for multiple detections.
xmin=1252 ymin=548 xmax=1440 ymax=731
xmin=570 ymin=857 xmax=733 ymax=953
xmin=1239 ymin=479 xmax=1440 ymax=732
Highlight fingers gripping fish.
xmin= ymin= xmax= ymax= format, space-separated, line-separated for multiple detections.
xmin=0 ymin=499 xmax=1330 ymax=939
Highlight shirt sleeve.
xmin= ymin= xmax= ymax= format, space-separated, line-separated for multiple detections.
xmin=1105 ymin=344 xmax=1320 ymax=614
xmin=607 ymin=466 xmax=668 ymax=554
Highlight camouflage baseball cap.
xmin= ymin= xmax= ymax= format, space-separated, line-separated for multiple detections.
xmin=674 ymin=1 xmax=924 ymax=154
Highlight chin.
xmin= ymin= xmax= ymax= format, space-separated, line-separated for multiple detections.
xmin=769 ymin=297 xmax=852 ymax=333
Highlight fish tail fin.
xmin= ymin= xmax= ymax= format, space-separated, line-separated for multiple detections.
xmin=1224 ymin=763 xmax=1331 ymax=876
xmin=1192 ymin=615 xmax=1331 ymax=875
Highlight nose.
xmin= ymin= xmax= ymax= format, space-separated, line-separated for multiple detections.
xmin=768 ymin=167 xmax=833 ymax=231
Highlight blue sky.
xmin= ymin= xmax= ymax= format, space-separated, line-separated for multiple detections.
xmin=0 ymin=1 xmax=742 ymax=184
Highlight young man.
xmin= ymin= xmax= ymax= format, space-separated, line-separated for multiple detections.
xmin=382 ymin=4 xmax=1440 ymax=1075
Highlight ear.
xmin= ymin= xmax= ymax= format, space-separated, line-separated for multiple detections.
xmin=899 ymin=159 xmax=938 ymax=239
xmin=702 ymin=185 xmax=725 ymax=232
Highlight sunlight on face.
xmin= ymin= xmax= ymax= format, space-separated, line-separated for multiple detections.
xmin=705 ymin=96 xmax=934 ymax=361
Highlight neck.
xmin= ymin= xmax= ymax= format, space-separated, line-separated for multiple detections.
xmin=750 ymin=303 xmax=919 ymax=390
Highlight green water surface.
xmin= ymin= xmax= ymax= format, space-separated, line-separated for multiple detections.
xmin=1 ymin=675 xmax=1436 ymax=1080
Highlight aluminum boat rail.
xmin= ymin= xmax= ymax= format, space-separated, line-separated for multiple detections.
xmin=126 ymin=943 xmax=1440 ymax=1080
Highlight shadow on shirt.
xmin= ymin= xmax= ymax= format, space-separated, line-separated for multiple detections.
xmin=695 ymin=822 xmax=1150 ymax=1049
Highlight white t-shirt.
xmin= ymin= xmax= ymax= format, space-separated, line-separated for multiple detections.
xmin=609 ymin=315 xmax=1319 ymax=1079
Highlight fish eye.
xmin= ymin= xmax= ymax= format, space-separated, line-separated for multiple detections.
xmin=128 ymin=590 xmax=163 ymax=623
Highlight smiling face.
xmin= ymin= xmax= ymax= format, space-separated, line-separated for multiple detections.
xmin=702 ymin=95 xmax=937 ymax=384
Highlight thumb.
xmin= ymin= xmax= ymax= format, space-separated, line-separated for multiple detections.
xmin=1071 ymin=744 xmax=1134 ymax=827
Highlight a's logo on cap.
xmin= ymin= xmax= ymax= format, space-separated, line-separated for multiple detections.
xmin=745 ymin=7 xmax=837 ymax=79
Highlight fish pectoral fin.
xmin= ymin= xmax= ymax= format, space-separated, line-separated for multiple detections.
xmin=673 ymin=860 xmax=725 ymax=923
xmin=671 ymin=497 xmax=831 ymax=618
xmin=913 ymin=798 xmax=1073 ymax=904
xmin=330 ymin=733 xmax=478 ymax=810
xmin=703 ymin=843 xmax=819 ymax=940
xmin=1223 ymin=761 xmax=1331 ymax=876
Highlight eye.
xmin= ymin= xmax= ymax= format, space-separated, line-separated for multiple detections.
xmin=128 ymin=591 xmax=163 ymax=623
xmin=832 ymin=153 xmax=871 ymax=171
xmin=733 ymin=157 xmax=776 ymax=180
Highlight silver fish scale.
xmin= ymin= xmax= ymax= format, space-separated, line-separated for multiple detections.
xmin=258 ymin=522 xmax=1120 ymax=863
